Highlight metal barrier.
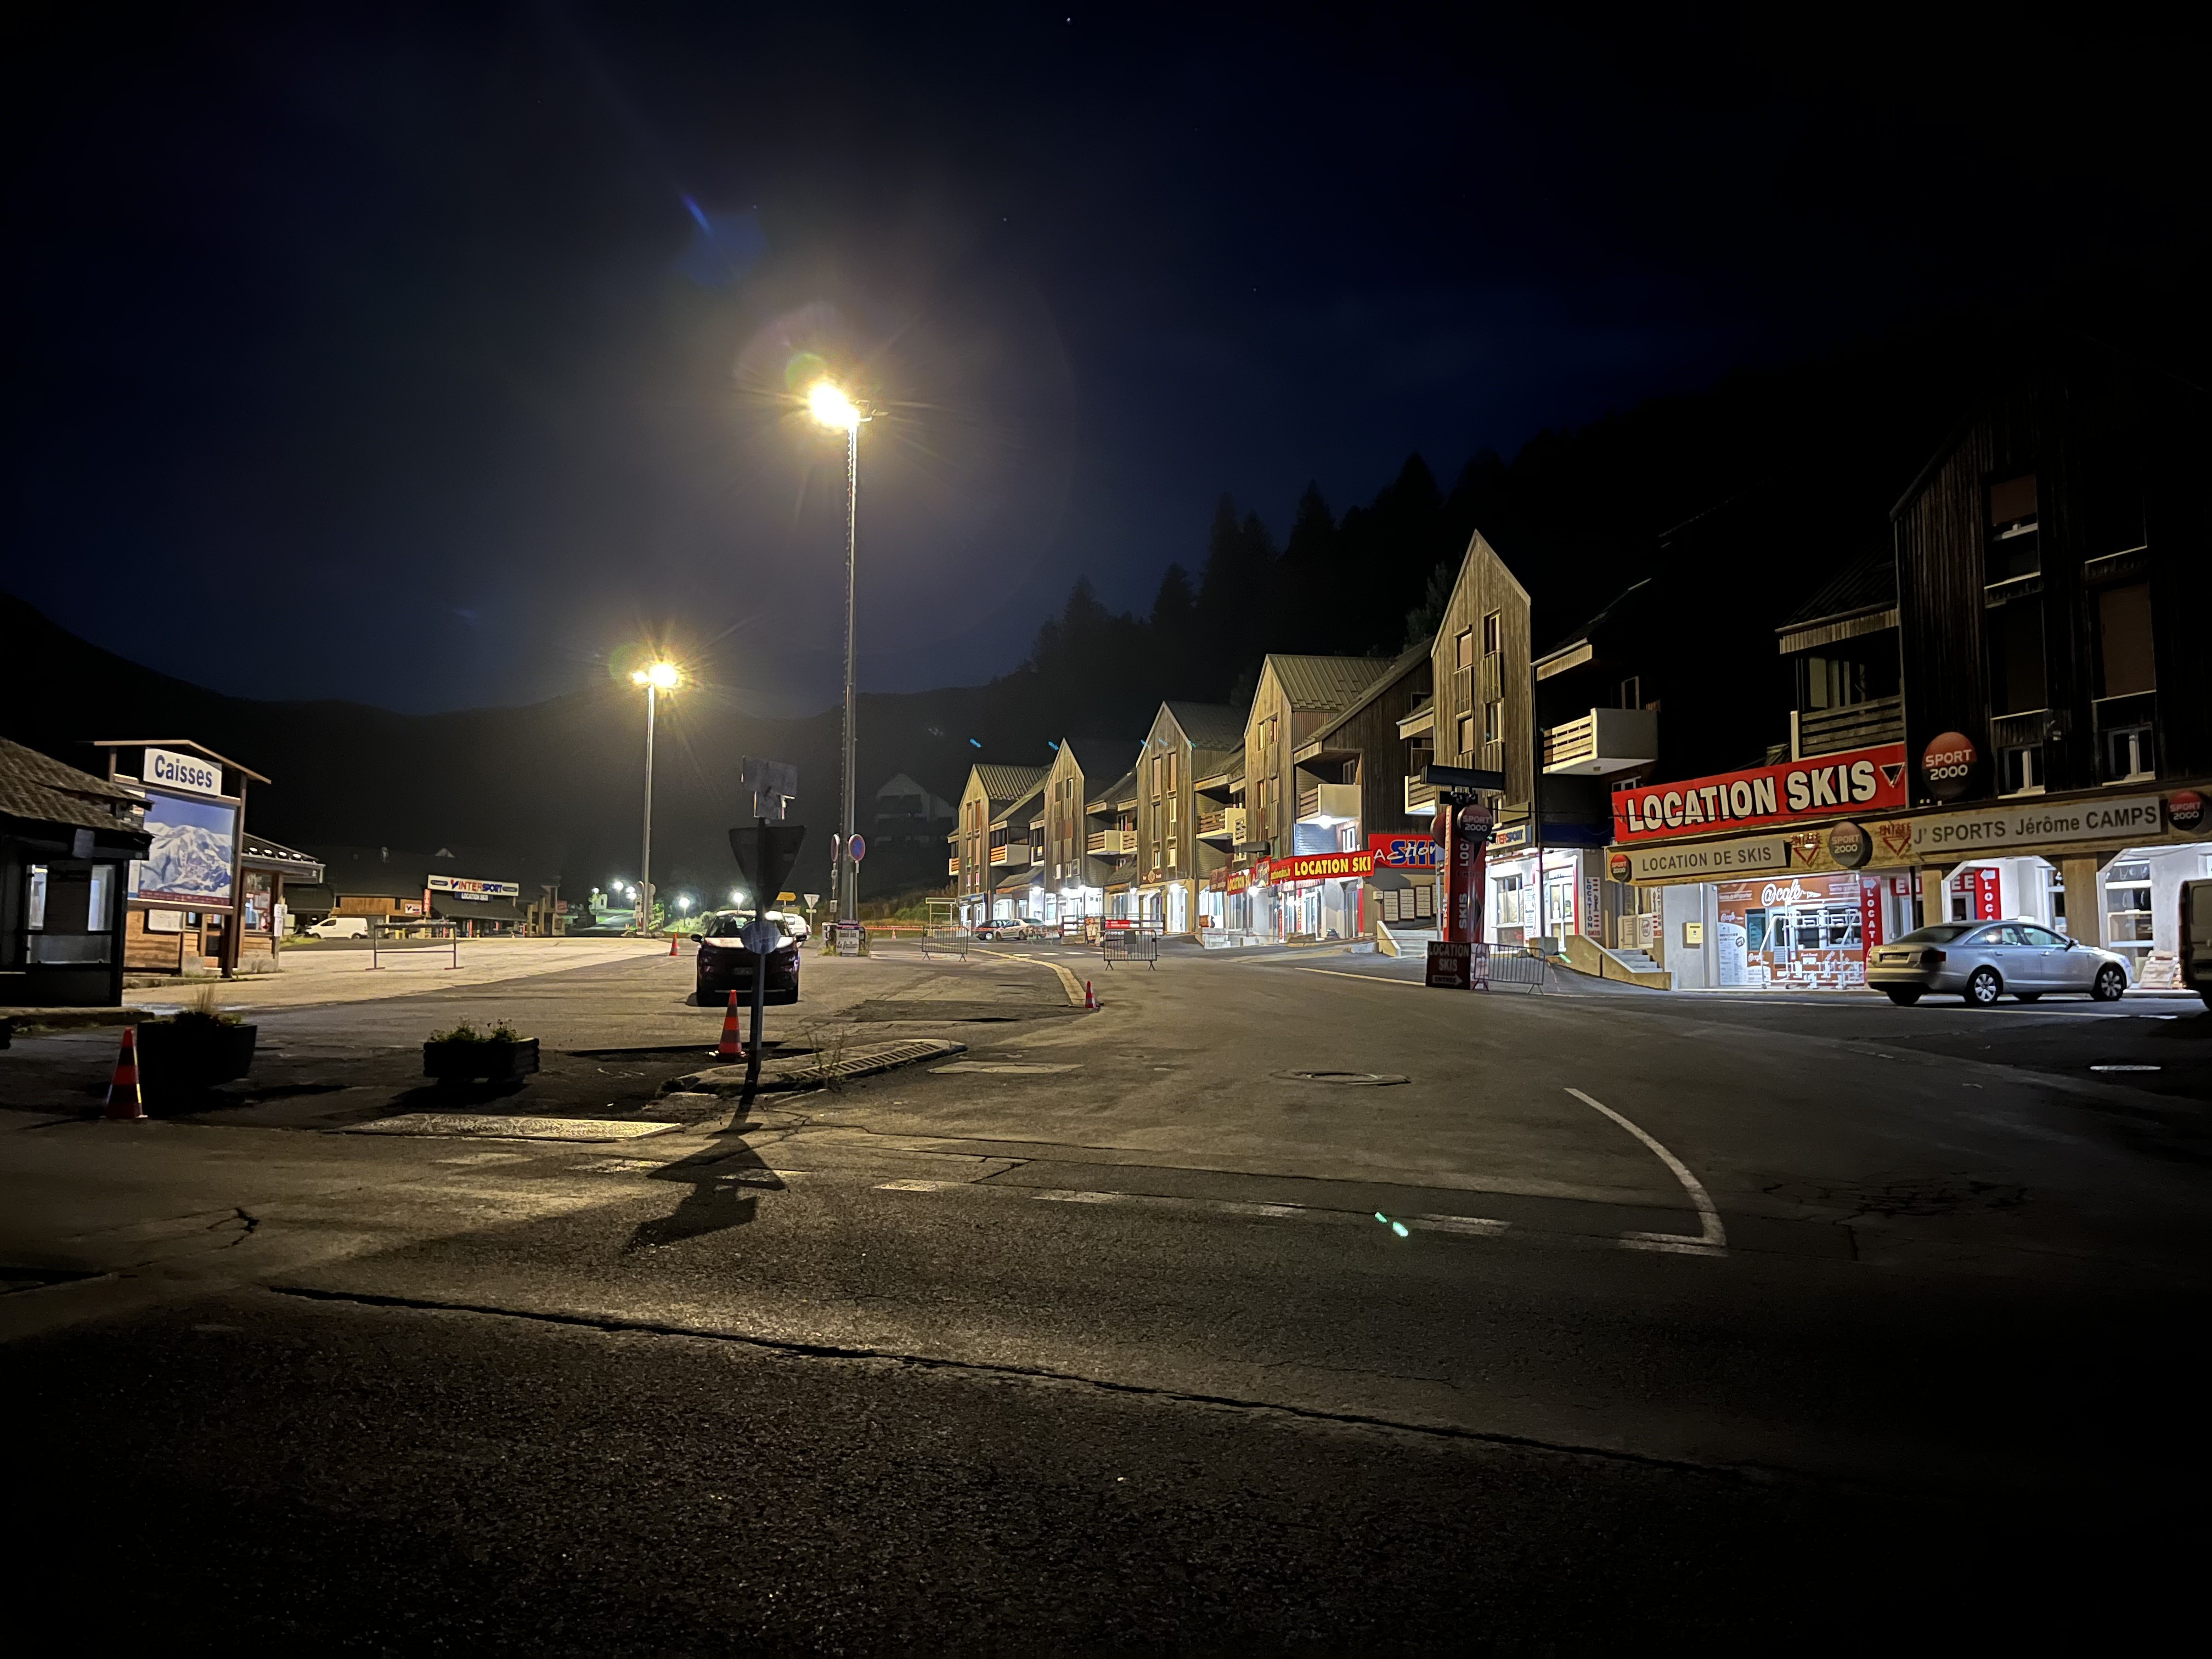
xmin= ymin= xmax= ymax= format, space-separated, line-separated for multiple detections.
xmin=369 ymin=921 xmax=460 ymax=971
xmin=1101 ymin=930 xmax=1159 ymax=969
xmin=1477 ymin=944 xmax=1547 ymax=994
xmin=920 ymin=927 xmax=970 ymax=962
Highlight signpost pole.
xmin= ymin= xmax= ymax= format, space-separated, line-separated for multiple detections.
xmin=747 ymin=816 xmax=768 ymax=1093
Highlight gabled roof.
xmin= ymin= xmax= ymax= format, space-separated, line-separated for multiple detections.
xmin=1100 ymin=769 xmax=1139 ymax=810
xmin=0 ymin=736 xmax=150 ymax=837
xmin=1262 ymin=653 xmax=1395 ymax=712
xmin=1777 ymin=541 xmax=1898 ymax=631
xmin=241 ymin=834 xmax=324 ymax=879
xmin=1302 ymin=640 xmax=1433 ymax=748
xmin=1189 ymin=744 xmax=1242 ymax=785
xmin=1160 ymin=702 xmax=1247 ymax=751
xmin=1538 ymin=578 xmax=1655 ymax=661
xmin=966 ymin=763 xmax=1050 ymax=808
xmin=989 ymin=780 xmax=1047 ymax=830
xmin=1059 ymin=737 xmax=1140 ymax=788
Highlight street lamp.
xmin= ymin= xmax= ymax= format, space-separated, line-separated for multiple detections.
xmin=629 ymin=660 xmax=683 ymax=934
xmin=805 ymin=379 xmax=871 ymax=927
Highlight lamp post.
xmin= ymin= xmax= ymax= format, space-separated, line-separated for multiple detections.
xmin=629 ymin=660 xmax=682 ymax=934
xmin=806 ymin=379 xmax=871 ymax=926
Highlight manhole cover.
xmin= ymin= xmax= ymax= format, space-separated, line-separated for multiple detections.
xmin=1282 ymin=1070 xmax=1409 ymax=1086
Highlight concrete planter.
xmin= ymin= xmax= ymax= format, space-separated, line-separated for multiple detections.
xmin=422 ymin=1036 xmax=540 ymax=1083
xmin=137 ymin=1019 xmax=258 ymax=1108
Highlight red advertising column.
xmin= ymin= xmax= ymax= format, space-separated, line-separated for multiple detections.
xmin=1438 ymin=806 xmax=1463 ymax=944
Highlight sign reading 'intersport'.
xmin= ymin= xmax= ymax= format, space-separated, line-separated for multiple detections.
xmin=1612 ymin=743 xmax=1908 ymax=844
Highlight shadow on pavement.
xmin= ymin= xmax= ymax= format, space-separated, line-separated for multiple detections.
xmin=624 ymin=1108 xmax=783 ymax=1251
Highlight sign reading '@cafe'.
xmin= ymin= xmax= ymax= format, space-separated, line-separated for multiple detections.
xmin=1612 ymin=743 xmax=1908 ymax=844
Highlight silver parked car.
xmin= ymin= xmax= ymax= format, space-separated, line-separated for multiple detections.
xmin=1866 ymin=919 xmax=2131 ymax=1007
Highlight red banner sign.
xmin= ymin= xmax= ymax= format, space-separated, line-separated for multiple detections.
xmin=1261 ymin=849 xmax=1376 ymax=884
xmin=1367 ymin=832 xmax=1442 ymax=870
xmin=1611 ymin=743 xmax=1908 ymax=844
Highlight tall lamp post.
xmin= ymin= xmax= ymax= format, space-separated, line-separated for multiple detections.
xmin=629 ymin=660 xmax=682 ymax=933
xmin=806 ymin=379 xmax=872 ymax=926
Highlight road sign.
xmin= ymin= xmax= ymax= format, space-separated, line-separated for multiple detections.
xmin=1423 ymin=763 xmax=1505 ymax=792
xmin=739 ymin=758 xmax=798 ymax=823
xmin=729 ymin=825 xmax=806 ymax=900
xmin=849 ymin=834 xmax=867 ymax=863
xmin=1425 ymin=939 xmax=1472 ymax=989
xmin=802 ymin=893 xmax=820 ymax=909
xmin=776 ymin=890 xmax=797 ymax=902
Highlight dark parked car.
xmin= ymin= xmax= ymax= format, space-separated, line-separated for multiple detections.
xmin=694 ymin=911 xmax=801 ymax=1005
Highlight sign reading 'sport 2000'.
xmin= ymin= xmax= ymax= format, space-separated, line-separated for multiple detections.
xmin=1611 ymin=743 xmax=1908 ymax=844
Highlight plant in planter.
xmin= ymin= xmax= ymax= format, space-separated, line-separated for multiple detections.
xmin=136 ymin=985 xmax=257 ymax=1109
xmin=422 ymin=1019 xmax=540 ymax=1084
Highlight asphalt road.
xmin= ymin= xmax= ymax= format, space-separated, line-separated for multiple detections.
xmin=5 ymin=940 xmax=2209 ymax=1649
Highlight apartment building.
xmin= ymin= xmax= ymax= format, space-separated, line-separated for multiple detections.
xmin=1133 ymin=703 xmax=1244 ymax=934
xmin=949 ymin=763 xmax=1049 ymax=927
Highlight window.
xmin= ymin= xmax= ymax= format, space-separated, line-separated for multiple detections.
xmin=1457 ymin=714 xmax=1475 ymax=755
xmin=2104 ymin=723 xmax=2154 ymax=783
xmin=1482 ymin=611 xmax=1502 ymax=658
xmin=88 ymin=865 xmax=114 ymax=933
xmin=26 ymin=864 xmax=48 ymax=930
xmin=1987 ymin=473 xmax=2039 ymax=580
xmin=1454 ymin=629 xmax=1473 ymax=670
xmin=2000 ymin=743 xmax=2043 ymax=795
xmin=1482 ymin=699 xmax=1504 ymax=745
xmin=2097 ymin=582 xmax=2155 ymax=698
xmin=2019 ymin=924 xmax=2066 ymax=949
xmin=1988 ymin=599 xmax=2046 ymax=715
xmin=2104 ymin=861 xmax=2153 ymax=955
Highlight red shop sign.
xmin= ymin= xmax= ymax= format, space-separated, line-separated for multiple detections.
xmin=1266 ymin=850 xmax=1377 ymax=884
xmin=1611 ymin=743 xmax=1908 ymax=844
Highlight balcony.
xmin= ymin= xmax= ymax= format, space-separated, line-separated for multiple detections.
xmin=1295 ymin=782 xmax=1360 ymax=825
xmin=1404 ymin=774 xmax=1438 ymax=816
xmin=2095 ymin=690 xmax=2158 ymax=783
xmin=947 ymin=856 xmax=960 ymax=876
xmin=1543 ymin=708 xmax=1659 ymax=775
xmin=1196 ymin=806 xmax=1246 ymax=842
xmin=1792 ymin=695 xmax=1902 ymax=759
xmin=1086 ymin=828 xmax=1135 ymax=856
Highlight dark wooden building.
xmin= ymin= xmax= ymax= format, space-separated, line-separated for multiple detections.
xmin=1 ymin=736 xmax=151 ymax=1007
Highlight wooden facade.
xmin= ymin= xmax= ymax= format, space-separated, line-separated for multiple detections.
xmin=1427 ymin=529 xmax=1534 ymax=816
xmin=1242 ymin=656 xmax=1392 ymax=860
xmin=1291 ymin=645 xmax=1434 ymax=840
xmin=1892 ymin=356 xmax=2212 ymax=805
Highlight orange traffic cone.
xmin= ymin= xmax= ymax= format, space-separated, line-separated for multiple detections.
xmin=1084 ymin=980 xmax=1098 ymax=1011
xmin=104 ymin=1024 xmax=145 ymax=1121
xmin=668 ymin=932 xmax=680 ymax=957
xmin=715 ymin=989 xmax=745 ymax=1059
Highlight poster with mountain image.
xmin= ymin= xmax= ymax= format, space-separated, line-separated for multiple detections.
xmin=132 ymin=789 xmax=237 ymax=906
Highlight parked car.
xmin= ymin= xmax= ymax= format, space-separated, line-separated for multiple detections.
xmin=693 ymin=911 xmax=801 ymax=1005
xmin=1866 ymin=919 xmax=2130 ymax=1007
xmin=974 ymin=919 xmax=1040 ymax=942
xmin=304 ymin=916 xmax=369 ymax=940
xmin=2181 ymin=879 xmax=2212 ymax=1010
xmin=766 ymin=908 xmax=811 ymax=943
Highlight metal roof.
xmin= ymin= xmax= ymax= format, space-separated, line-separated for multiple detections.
xmin=1160 ymin=702 xmax=1248 ymax=751
xmin=241 ymin=833 xmax=324 ymax=880
xmin=1059 ymin=737 xmax=1141 ymax=789
xmin=967 ymin=763 xmax=1050 ymax=808
xmin=0 ymin=736 xmax=150 ymax=838
xmin=1776 ymin=541 xmax=1898 ymax=631
xmin=1262 ymin=653 xmax=1395 ymax=712
xmin=989 ymin=780 xmax=1047 ymax=830
xmin=1302 ymin=641 xmax=1434 ymax=748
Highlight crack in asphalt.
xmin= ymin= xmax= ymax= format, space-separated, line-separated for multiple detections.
xmin=263 ymin=1282 xmax=1787 ymax=1486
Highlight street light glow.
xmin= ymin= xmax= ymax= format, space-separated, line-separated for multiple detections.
xmin=630 ymin=661 xmax=681 ymax=690
xmin=806 ymin=380 xmax=861 ymax=432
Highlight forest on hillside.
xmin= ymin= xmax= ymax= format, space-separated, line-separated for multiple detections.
xmin=1003 ymin=298 xmax=2202 ymax=742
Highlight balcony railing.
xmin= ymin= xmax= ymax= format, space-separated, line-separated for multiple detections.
xmin=1543 ymin=708 xmax=1660 ymax=775
xmin=947 ymin=855 xmax=960 ymax=876
xmin=1295 ymin=782 xmax=1359 ymax=824
xmin=1793 ymin=695 xmax=1902 ymax=759
xmin=1196 ymin=806 xmax=1246 ymax=842
xmin=1086 ymin=828 xmax=1135 ymax=855
xmin=1404 ymin=775 xmax=1437 ymax=815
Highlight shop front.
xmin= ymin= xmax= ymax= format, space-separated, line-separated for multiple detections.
xmin=1366 ymin=831 xmax=1439 ymax=930
xmin=1254 ymin=848 xmax=1374 ymax=942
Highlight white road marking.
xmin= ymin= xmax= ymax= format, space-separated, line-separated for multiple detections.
xmin=929 ymin=1062 xmax=1081 ymax=1074
xmin=874 ymin=1181 xmax=1511 ymax=1235
xmin=876 ymin=1178 xmax=962 ymax=1192
xmin=431 ymin=1152 xmax=531 ymax=1166
xmin=1289 ymin=967 xmax=1421 ymax=988
xmin=1564 ymin=1087 xmax=1726 ymax=1255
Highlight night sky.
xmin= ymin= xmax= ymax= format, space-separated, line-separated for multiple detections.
xmin=9 ymin=6 xmax=2197 ymax=716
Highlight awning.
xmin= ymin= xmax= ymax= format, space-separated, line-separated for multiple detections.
xmin=994 ymin=869 xmax=1041 ymax=894
xmin=431 ymin=897 xmax=526 ymax=923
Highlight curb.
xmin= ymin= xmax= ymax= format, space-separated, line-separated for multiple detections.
xmin=662 ymin=1037 xmax=968 ymax=1096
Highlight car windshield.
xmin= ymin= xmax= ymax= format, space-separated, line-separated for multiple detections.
xmin=699 ymin=912 xmax=787 ymax=941
xmin=1894 ymin=924 xmax=1977 ymax=945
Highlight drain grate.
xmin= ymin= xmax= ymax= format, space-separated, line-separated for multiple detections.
xmin=1282 ymin=1070 xmax=1409 ymax=1086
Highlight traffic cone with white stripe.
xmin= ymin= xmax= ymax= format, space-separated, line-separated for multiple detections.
xmin=104 ymin=1024 xmax=145 ymax=1121
xmin=668 ymin=932 xmax=680 ymax=957
xmin=715 ymin=989 xmax=745 ymax=1059
xmin=1084 ymin=980 xmax=1098 ymax=1011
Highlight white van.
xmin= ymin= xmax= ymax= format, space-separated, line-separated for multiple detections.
xmin=2181 ymin=879 xmax=2212 ymax=1009
xmin=305 ymin=916 xmax=369 ymax=940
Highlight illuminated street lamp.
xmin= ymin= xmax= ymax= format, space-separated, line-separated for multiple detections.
xmin=629 ymin=660 xmax=684 ymax=933
xmin=805 ymin=379 xmax=871 ymax=926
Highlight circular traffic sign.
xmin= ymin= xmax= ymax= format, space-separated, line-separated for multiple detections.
xmin=848 ymin=834 xmax=867 ymax=863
